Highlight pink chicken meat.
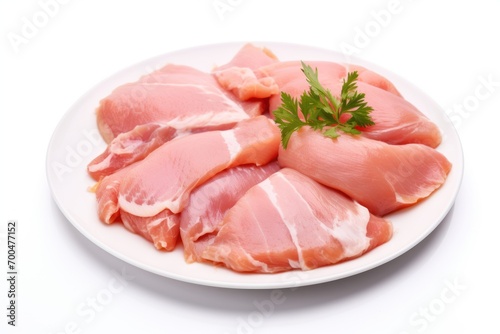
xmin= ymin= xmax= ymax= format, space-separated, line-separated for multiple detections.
xmin=94 ymin=163 xmax=180 ymax=250
xmin=278 ymin=127 xmax=451 ymax=216
xmin=261 ymin=61 xmax=441 ymax=147
xmin=202 ymin=168 xmax=392 ymax=273
xmin=88 ymin=63 xmax=268 ymax=181
xmin=94 ymin=116 xmax=280 ymax=251
xmin=88 ymin=43 xmax=453 ymax=271
xmin=120 ymin=209 xmax=180 ymax=251
xmin=215 ymin=57 xmax=441 ymax=147
xmin=97 ymin=64 xmax=264 ymax=142
xmin=117 ymin=116 xmax=280 ymax=217
xmin=180 ymin=162 xmax=281 ymax=263
xmin=213 ymin=43 xmax=281 ymax=101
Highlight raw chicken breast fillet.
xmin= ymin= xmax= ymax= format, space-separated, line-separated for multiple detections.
xmin=89 ymin=63 xmax=269 ymax=180
xmin=202 ymin=168 xmax=392 ymax=273
xmin=278 ymin=127 xmax=452 ymax=216
xmin=214 ymin=56 xmax=441 ymax=147
xmin=261 ymin=61 xmax=442 ymax=147
xmin=258 ymin=60 xmax=402 ymax=96
xmin=180 ymin=162 xmax=281 ymax=263
xmin=118 ymin=116 xmax=281 ymax=217
xmin=97 ymin=64 xmax=264 ymax=143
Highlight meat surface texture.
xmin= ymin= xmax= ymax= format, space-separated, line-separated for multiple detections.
xmin=257 ymin=60 xmax=402 ymax=96
xmin=120 ymin=209 xmax=180 ymax=251
xmin=117 ymin=116 xmax=281 ymax=217
xmin=88 ymin=124 xmax=177 ymax=181
xmin=202 ymin=168 xmax=393 ymax=273
xmin=180 ymin=162 xmax=281 ymax=263
xmin=94 ymin=163 xmax=179 ymax=250
xmin=89 ymin=63 xmax=271 ymax=180
xmin=96 ymin=64 xmax=264 ymax=143
xmin=213 ymin=43 xmax=281 ymax=101
xmin=259 ymin=61 xmax=441 ymax=147
xmin=278 ymin=127 xmax=452 ymax=216
xmin=87 ymin=122 xmax=239 ymax=181
xmin=95 ymin=163 xmax=135 ymax=225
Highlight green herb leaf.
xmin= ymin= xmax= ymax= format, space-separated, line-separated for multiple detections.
xmin=273 ymin=61 xmax=375 ymax=149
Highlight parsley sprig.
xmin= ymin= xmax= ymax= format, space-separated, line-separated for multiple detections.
xmin=273 ymin=61 xmax=375 ymax=148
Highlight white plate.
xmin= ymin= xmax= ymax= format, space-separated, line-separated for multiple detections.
xmin=46 ymin=42 xmax=463 ymax=289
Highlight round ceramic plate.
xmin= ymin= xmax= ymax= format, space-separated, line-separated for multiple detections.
xmin=46 ymin=42 xmax=463 ymax=289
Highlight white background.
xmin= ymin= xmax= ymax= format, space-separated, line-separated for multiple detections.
xmin=1 ymin=0 xmax=499 ymax=333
